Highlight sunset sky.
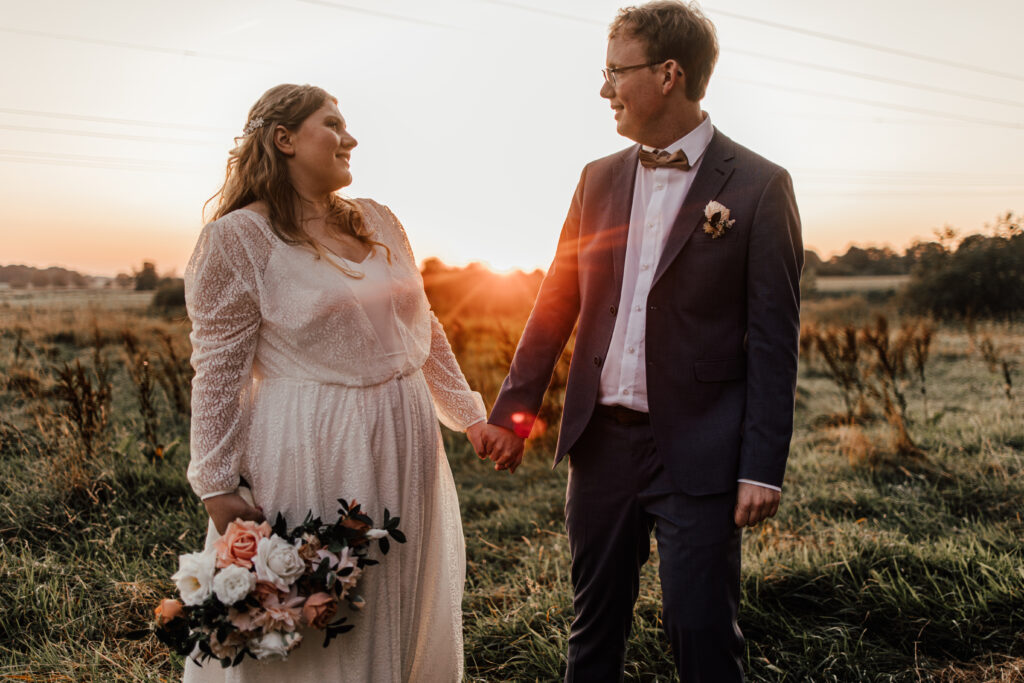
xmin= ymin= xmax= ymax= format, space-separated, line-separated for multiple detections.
xmin=1 ymin=0 xmax=1021 ymax=276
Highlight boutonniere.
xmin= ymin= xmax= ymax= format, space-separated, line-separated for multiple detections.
xmin=702 ymin=201 xmax=735 ymax=239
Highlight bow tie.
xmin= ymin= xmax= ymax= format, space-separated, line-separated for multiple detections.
xmin=638 ymin=148 xmax=690 ymax=171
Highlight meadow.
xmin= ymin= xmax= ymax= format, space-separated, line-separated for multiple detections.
xmin=0 ymin=288 xmax=1021 ymax=682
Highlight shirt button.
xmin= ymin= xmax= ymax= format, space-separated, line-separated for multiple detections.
xmin=641 ymin=263 xmax=650 ymax=270
xmin=634 ymin=305 xmax=642 ymax=312
xmin=623 ymin=389 xmax=631 ymax=395
xmin=628 ymin=346 xmax=635 ymax=354
xmin=654 ymin=183 xmax=664 ymax=191
xmin=610 ymin=305 xmax=617 ymax=315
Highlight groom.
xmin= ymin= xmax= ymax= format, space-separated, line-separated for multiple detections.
xmin=479 ymin=1 xmax=803 ymax=680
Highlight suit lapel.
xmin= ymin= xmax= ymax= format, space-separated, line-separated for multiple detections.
xmin=605 ymin=145 xmax=639 ymax=295
xmin=651 ymin=129 xmax=735 ymax=287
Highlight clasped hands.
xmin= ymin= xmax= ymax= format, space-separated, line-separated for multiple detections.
xmin=465 ymin=422 xmax=524 ymax=473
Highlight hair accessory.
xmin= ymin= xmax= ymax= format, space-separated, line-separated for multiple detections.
xmin=243 ymin=116 xmax=265 ymax=136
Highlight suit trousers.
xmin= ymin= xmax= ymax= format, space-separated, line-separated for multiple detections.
xmin=563 ymin=409 xmax=744 ymax=682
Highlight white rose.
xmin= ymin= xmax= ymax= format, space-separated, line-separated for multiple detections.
xmin=254 ymin=536 xmax=306 ymax=590
xmin=171 ymin=548 xmax=217 ymax=606
xmin=365 ymin=528 xmax=388 ymax=540
xmin=212 ymin=563 xmax=256 ymax=605
xmin=249 ymin=630 xmax=303 ymax=660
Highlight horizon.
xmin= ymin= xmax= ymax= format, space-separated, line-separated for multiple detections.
xmin=1 ymin=0 xmax=1021 ymax=276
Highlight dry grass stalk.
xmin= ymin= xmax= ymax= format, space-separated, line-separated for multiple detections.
xmin=798 ymin=321 xmax=817 ymax=369
xmin=834 ymin=424 xmax=877 ymax=467
xmin=52 ymin=356 xmax=111 ymax=462
xmin=978 ymin=334 xmax=1016 ymax=402
xmin=122 ymin=332 xmax=163 ymax=461
xmin=908 ymin=319 xmax=934 ymax=420
xmin=813 ymin=324 xmax=864 ymax=422
xmin=154 ymin=329 xmax=192 ymax=417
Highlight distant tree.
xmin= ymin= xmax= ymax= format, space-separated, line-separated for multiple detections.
xmin=903 ymin=229 xmax=1023 ymax=318
xmin=134 ymin=262 xmax=159 ymax=291
xmin=114 ymin=273 xmax=134 ymax=289
xmin=152 ymin=278 xmax=186 ymax=310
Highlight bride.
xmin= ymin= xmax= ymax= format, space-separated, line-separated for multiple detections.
xmin=182 ymin=83 xmax=487 ymax=682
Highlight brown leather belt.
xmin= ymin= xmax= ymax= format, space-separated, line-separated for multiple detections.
xmin=595 ymin=404 xmax=650 ymax=425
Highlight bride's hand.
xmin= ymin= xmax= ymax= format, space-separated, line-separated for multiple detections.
xmin=466 ymin=421 xmax=489 ymax=458
xmin=203 ymin=491 xmax=265 ymax=535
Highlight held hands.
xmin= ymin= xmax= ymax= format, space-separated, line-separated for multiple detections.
xmin=733 ymin=481 xmax=781 ymax=528
xmin=466 ymin=422 xmax=525 ymax=474
xmin=203 ymin=491 xmax=265 ymax=535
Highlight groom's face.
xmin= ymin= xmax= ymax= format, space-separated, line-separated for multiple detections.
xmin=601 ymin=32 xmax=665 ymax=145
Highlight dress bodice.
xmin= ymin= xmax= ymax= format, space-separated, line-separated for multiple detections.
xmin=183 ymin=199 xmax=485 ymax=498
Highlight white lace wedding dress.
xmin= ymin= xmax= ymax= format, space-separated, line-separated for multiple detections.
xmin=181 ymin=200 xmax=485 ymax=683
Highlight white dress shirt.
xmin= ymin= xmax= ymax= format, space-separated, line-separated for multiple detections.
xmin=597 ymin=114 xmax=779 ymax=493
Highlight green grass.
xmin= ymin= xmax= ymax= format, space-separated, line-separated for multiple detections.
xmin=0 ymin=308 xmax=1022 ymax=681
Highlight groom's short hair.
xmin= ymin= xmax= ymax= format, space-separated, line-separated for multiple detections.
xmin=610 ymin=1 xmax=719 ymax=102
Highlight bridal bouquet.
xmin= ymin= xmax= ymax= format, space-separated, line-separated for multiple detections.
xmin=154 ymin=498 xmax=405 ymax=667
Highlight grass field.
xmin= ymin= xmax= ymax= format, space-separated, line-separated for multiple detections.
xmin=0 ymin=291 xmax=1021 ymax=681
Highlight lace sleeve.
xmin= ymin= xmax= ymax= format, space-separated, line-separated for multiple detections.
xmin=423 ymin=312 xmax=487 ymax=431
xmin=184 ymin=218 xmax=264 ymax=499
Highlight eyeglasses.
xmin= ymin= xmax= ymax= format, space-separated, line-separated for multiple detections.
xmin=601 ymin=61 xmax=664 ymax=86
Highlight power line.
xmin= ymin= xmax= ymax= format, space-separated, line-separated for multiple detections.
xmin=468 ymin=0 xmax=1024 ymax=118
xmin=704 ymin=6 xmax=1024 ymax=84
xmin=0 ymin=107 xmax=232 ymax=133
xmin=295 ymin=0 xmax=460 ymax=29
xmin=729 ymin=47 xmax=1024 ymax=111
xmin=0 ymin=26 xmax=275 ymax=66
xmin=0 ymin=150 xmax=201 ymax=173
xmin=471 ymin=0 xmax=600 ymax=25
xmin=0 ymin=123 xmax=222 ymax=146
xmin=724 ymin=76 xmax=1023 ymax=130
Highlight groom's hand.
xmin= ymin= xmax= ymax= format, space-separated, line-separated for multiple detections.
xmin=482 ymin=424 xmax=525 ymax=473
xmin=733 ymin=482 xmax=780 ymax=527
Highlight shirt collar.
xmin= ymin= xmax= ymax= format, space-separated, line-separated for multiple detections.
xmin=640 ymin=112 xmax=713 ymax=167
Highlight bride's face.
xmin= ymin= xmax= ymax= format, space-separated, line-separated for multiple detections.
xmin=281 ymin=101 xmax=358 ymax=195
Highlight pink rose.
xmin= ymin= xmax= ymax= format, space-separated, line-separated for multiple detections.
xmin=301 ymin=592 xmax=338 ymax=629
xmin=252 ymin=589 xmax=305 ymax=632
xmin=154 ymin=598 xmax=183 ymax=626
xmin=215 ymin=519 xmax=272 ymax=569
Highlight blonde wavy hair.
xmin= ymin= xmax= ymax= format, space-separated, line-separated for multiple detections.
xmin=205 ymin=83 xmax=388 ymax=277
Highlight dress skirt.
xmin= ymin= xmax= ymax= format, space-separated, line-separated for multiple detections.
xmin=183 ymin=369 xmax=465 ymax=683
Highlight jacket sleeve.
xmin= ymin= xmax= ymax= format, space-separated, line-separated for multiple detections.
xmin=738 ymin=168 xmax=803 ymax=487
xmin=489 ymin=167 xmax=587 ymax=435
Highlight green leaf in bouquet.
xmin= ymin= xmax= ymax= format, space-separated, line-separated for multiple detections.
xmin=232 ymin=649 xmax=247 ymax=667
xmin=327 ymin=538 xmax=347 ymax=553
xmin=379 ymin=537 xmax=390 ymax=555
xmin=361 ymin=558 xmax=379 ymax=566
xmin=336 ymin=498 xmax=350 ymax=515
xmin=322 ymin=617 xmax=354 ymax=647
xmin=351 ymin=512 xmax=373 ymax=527
xmin=386 ymin=515 xmax=401 ymax=530
xmin=272 ymin=512 xmax=288 ymax=538
xmin=337 ymin=565 xmax=353 ymax=577
xmin=313 ymin=557 xmax=332 ymax=582
xmin=389 ymin=528 xmax=407 ymax=543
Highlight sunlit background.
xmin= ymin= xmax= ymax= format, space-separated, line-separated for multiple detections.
xmin=0 ymin=0 xmax=1021 ymax=276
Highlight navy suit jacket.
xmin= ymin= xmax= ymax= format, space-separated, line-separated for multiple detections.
xmin=490 ymin=128 xmax=803 ymax=494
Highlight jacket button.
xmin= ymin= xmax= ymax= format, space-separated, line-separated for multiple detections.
xmin=609 ymin=305 xmax=617 ymax=315
xmin=649 ymin=304 xmax=658 ymax=311
xmin=593 ymin=356 xmax=603 ymax=367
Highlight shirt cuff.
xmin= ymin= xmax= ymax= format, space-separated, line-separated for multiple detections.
xmin=465 ymin=416 xmax=487 ymax=430
xmin=737 ymin=479 xmax=781 ymax=492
